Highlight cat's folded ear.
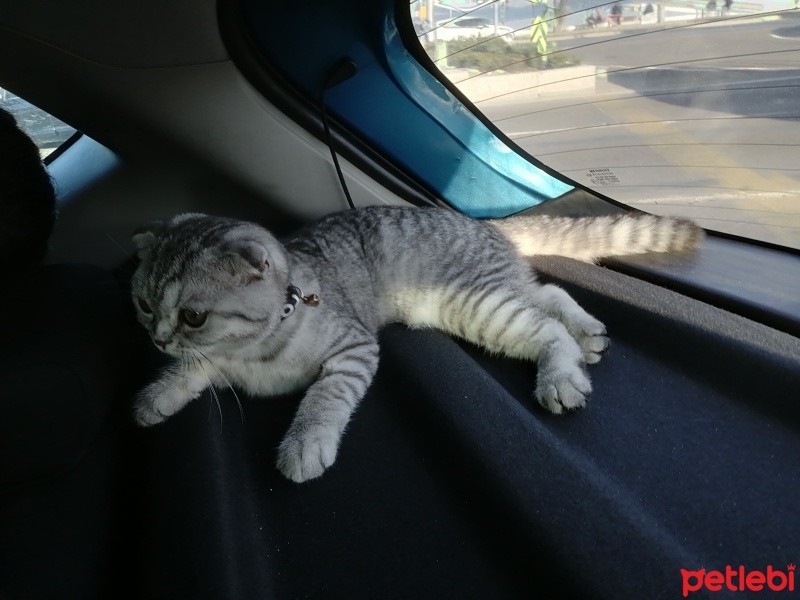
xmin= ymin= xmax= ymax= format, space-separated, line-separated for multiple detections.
xmin=221 ymin=240 xmax=270 ymax=283
xmin=132 ymin=222 xmax=164 ymax=253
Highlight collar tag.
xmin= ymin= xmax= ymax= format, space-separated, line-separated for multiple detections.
xmin=282 ymin=285 xmax=320 ymax=319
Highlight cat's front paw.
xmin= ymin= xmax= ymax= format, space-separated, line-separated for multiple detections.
xmin=134 ymin=400 xmax=168 ymax=427
xmin=535 ymin=363 xmax=592 ymax=414
xmin=133 ymin=382 xmax=193 ymax=427
xmin=133 ymin=388 xmax=171 ymax=427
xmin=276 ymin=425 xmax=340 ymax=483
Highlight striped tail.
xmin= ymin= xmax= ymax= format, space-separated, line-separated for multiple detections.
xmin=490 ymin=213 xmax=704 ymax=262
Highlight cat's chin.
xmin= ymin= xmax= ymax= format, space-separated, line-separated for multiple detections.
xmin=159 ymin=347 xmax=187 ymax=360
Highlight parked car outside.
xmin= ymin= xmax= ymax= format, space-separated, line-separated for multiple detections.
xmin=434 ymin=16 xmax=516 ymax=43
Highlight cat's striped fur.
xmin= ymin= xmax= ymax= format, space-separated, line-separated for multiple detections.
xmin=131 ymin=206 xmax=702 ymax=482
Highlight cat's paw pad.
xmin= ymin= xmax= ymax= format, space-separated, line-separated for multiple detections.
xmin=535 ymin=366 xmax=592 ymax=414
xmin=277 ymin=427 xmax=339 ymax=483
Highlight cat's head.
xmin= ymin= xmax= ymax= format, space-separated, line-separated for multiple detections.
xmin=131 ymin=213 xmax=291 ymax=357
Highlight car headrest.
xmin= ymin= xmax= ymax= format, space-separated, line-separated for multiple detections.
xmin=0 ymin=263 xmax=143 ymax=492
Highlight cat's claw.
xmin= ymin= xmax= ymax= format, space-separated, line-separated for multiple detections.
xmin=277 ymin=427 xmax=339 ymax=483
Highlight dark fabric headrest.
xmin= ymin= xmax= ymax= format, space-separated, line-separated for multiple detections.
xmin=0 ymin=264 xmax=141 ymax=492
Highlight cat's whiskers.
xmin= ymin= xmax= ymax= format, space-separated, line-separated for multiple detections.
xmin=194 ymin=348 xmax=246 ymax=425
xmin=106 ymin=232 xmax=135 ymax=262
xmin=190 ymin=350 xmax=224 ymax=431
xmin=105 ymin=232 xmax=138 ymax=276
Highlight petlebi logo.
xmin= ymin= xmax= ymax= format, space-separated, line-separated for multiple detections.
xmin=681 ymin=564 xmax=796 ymax=596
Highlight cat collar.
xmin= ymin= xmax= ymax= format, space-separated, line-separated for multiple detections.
xmin=282 ymin=285 xmax=320 ymax=319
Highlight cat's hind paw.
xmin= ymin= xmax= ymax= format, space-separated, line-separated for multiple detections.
xmin=277 ymin=426 xmax=339 ymax=483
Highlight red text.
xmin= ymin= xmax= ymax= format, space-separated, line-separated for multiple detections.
xmin=681 ymin=564 xmax=795 ymax=596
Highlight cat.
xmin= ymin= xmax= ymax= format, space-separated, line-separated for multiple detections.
xmin=130 ymin=206 xmax=703 ymax=483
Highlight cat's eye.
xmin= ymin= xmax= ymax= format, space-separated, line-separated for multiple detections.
xmin=180 ymin=309 xmax=208 ymax=328
xmin=137 ymin=297 xmax=153 ymax=315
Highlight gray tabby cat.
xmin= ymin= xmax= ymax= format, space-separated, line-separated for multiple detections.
xmin=131 ymin=206 xmax=702 ymax=482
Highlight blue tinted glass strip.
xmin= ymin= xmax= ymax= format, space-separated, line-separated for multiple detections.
xmin=242 ymin=0 xmax=573 ymax=218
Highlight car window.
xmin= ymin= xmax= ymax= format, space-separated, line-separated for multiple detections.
xmin=0 ymin=88 xmax=77 ymax=159
xmin=408 ymin=0 xmax=800 ymax=250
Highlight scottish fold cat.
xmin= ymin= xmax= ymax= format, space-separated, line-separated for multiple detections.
xmin=131 ymin=206 xmax=702 ymax=482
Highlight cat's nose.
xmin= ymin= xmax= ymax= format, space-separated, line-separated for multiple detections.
xmin=152 ymin=338 xmax=169 ymax=350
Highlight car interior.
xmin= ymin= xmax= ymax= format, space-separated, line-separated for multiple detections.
xmin=1 ymin=0 xmax=799 ymax=598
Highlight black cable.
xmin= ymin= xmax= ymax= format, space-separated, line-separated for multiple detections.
xmin=319 ymin=96 xmax=355 ymax=210
xmin=320 ymin=59 xmax=359 ymax=210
